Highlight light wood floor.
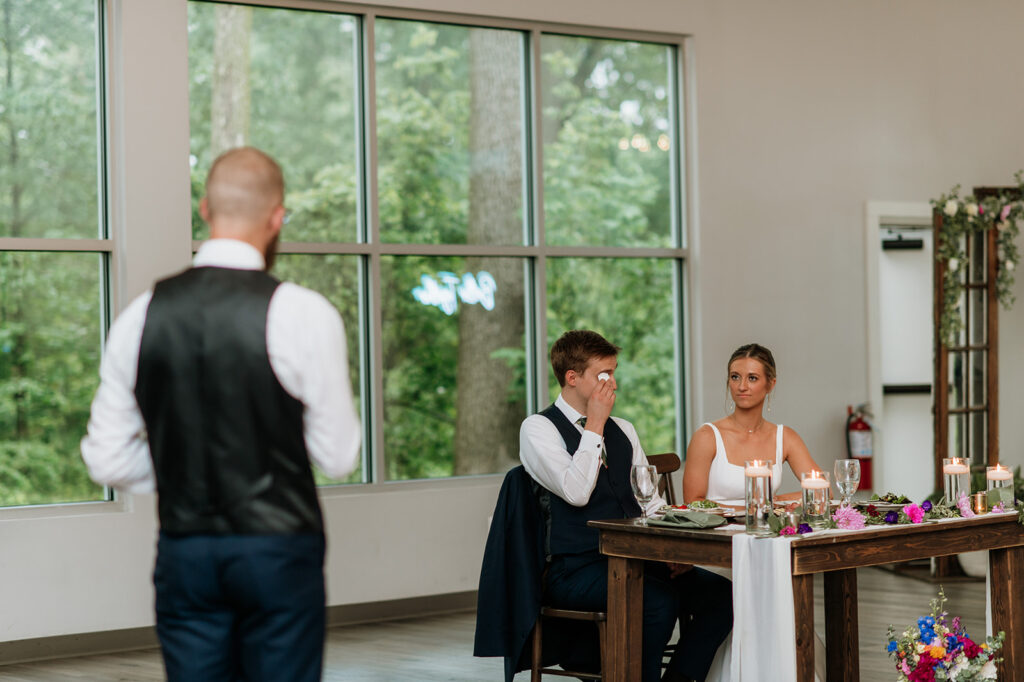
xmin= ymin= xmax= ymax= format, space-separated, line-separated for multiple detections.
xmin=0 ymin=566 xmax=986 ymax=681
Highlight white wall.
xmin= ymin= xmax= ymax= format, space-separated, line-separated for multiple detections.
xmin=4 ymin=0 xmax=1024 ymax=643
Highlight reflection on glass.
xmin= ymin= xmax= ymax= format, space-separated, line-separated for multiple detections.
xmin=953 ymin=288 xmax=967 ymax=347
xmin=968 ymin=288 xmax=986 ymax=346
xmin=188 ymin=3 xmax=359 ymax=241
xmin=381 ymin=255 xmax=527 ymax=480
xmin=375 ymin=19 xmax=526 ymax=245
xmin=0 ymin=252 xmax=105 ymax=506
xmin=273 ymin=254 xmax=363 ymax=484
xmin=546 ymin=257 xmax=677 ymax=452
xmin=948 ymin=413 xmax=965 ymax=461
xmin=968 ymin=229 xmax=986 ymax=284
xmin=968 ymin=350 xmax=986 ymax=409
xmin=0 ymin=1 xmax=100 ymax=239
xmin=969 ymin=410 xmax=987 ymax=467
xmin=542 ymin=35 xmax=674 ymax=247
xmin=947 ymin=352 xmax=965 ymax=409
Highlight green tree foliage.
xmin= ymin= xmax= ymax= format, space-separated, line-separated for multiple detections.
xmin=184 ymin=7 xmax=682 ymax=482
xmin=0 ymin=0 xmax=105 ymax=506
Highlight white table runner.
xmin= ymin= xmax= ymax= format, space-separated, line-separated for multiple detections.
xmin=729 ymin=533 xmax=797 ymax=681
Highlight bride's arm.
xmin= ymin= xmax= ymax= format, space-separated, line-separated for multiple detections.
xmin=682 ymin=424 xmax=716 ymax=503
xmin=783 ymin=425 xmax=821 ymax=477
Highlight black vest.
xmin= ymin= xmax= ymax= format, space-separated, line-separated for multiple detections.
xmin=135 ymin=266 xmax=322 ymax=535
xmin=538 ymin=405 xmax=641 ymax=556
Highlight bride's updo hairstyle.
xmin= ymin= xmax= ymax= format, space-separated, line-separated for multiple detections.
xmin=727 ymin=343 xmax=777 ymax=384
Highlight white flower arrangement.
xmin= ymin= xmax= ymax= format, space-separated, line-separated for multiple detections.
xmin=931 ymin=172 xmax=1024 ymax=345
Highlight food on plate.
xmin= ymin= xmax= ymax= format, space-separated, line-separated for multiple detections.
xmin=870 ymin=492 xmax=911 ymax=504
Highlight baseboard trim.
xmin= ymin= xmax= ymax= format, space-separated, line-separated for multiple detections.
xmin=0 ymin=590 xmax=477 ymax=666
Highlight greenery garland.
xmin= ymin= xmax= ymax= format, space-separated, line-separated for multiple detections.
xmin=930 ymin=172 xmax=1024 ymax=346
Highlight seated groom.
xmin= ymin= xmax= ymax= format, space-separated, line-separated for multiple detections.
xmin=520 ymin=329 xmax=732 ymax=682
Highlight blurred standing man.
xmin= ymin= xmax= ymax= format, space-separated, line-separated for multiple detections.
xmin=81 ymin=147 xmax=360 ymax=682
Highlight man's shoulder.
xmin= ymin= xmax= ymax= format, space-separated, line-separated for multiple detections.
xmin=609 ymin=414 xmax=637 ymax=433
xmin=272 ymin=282 xmax=342 ymax=321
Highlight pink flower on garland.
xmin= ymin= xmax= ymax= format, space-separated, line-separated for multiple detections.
xmin=956 ymin=493 xmax=975 ymax=518
xmin=903 ymin=503 xmax=925 ymax=524
xmin=992 ymin=502 xmax=1005 ymax=513
xmin=779 ymin=525 xmax=797 ymax=536
xmin=832 ymin=505 xmax=866 ymax=530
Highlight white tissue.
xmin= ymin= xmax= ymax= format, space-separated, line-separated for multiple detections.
xmin=597 ymin=372 xmax=610 ymax=382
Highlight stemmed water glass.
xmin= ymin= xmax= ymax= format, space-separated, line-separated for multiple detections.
xmin=630 ymin=464 xmax=659 ymax=525
xmin=834 ymin=459 xmax=861 ymax=509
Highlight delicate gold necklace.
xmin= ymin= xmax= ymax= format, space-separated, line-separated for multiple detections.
xmin=734 ymin=415 xmax=764 ymax=434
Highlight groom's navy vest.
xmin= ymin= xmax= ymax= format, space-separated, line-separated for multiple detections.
xmin=538 ymin=405 xmax=642 ymax=556
xmin=135 ymin=266 xmax=322 ymax=536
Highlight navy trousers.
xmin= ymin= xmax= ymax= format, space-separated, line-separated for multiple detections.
xmin=154 ymin=532 xmax=326 ymax=682
xmin=546 ymin=554 xmax=732 ymax=682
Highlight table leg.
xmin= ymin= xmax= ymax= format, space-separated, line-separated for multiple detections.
xmin=605 ymin=556 xmax=644 ymax=682
xmin=990 ymin=546 xmax=1024 ymax=678
xmin=824 ymin=569 xmax=859 ymax=681
xmin=793 ymin=573 xmax=815 ymax=682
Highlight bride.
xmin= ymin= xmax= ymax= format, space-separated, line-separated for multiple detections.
xmin=683 ymin=343 xmax=824 ymax=682
xmin=683 ymin=343 xmax=820 ymax=508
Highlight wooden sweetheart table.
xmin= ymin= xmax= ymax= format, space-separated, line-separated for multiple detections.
xmin=589 ymin=513 xmax=1024 ymax=681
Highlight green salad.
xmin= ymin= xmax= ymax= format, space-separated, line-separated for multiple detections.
xmin=869 ymin=492 xmax=911 ymax=504
xmin=688 ymin=499 xmax=720 ymax=509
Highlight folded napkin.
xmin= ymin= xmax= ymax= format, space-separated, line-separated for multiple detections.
xmin=647 ymin=510 xmax=728 ymax=529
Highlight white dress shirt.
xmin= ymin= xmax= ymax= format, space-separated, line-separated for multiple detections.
xmin=519 ymin=394 xmax=664 ymax=515
xmin=81 ymin=239 xmax=361 ymax=493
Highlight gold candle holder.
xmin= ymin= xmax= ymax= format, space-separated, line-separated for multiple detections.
xmin=972 ymin=492 xmax=988 ymax=515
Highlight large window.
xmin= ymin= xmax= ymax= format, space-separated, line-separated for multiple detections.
xmin=187 ymin=3 xmax=690 ymax=484
xmin=0 ymin=1 xmax=109 ymax=506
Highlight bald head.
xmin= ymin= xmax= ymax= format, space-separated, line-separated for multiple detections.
xmin=203 ymin=147 xmax=284 ymax=229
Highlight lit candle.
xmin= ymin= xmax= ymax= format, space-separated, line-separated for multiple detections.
xmin=745 ymin=460 xmax=771 ymax=478
xmin=943 ymin=461 xmax=969 ymax=475
xmin=987 ymin=466 xmax=1012 ymax=481
xmin=801 ymin=475 xmax=830 ymax=490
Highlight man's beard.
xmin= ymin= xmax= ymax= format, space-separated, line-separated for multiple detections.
xmin=264 ymin=232 xmax=280 ymax=272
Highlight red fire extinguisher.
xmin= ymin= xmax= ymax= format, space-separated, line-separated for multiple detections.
xmin=846 ymin=404 xmax=873 ymax=490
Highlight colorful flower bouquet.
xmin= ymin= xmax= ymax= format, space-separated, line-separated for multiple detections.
xmin=886 ymin=587 xmax=1004 ymax=681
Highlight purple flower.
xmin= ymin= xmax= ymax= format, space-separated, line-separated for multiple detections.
xmin=922 ymin=500 xmax=933 ymax=513
xmin=797 ymin=523 xmax=813 ymax=534
xmin=884 ymin=510 xmax=899 ymax=524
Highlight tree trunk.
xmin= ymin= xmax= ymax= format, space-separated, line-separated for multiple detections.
xmin=210 ymin=4 xmax=252 ymax=156
xmin=454 ymin=30 xmax=525 ymax=475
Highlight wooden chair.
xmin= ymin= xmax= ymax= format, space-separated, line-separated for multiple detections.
xmin=647 ymin=452 xmax=681 ymax=505
xmin=530 ymin=606 xmax=607 ymax=680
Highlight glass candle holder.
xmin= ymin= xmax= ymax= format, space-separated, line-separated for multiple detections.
xmin=800 ymin=470 xmax=831 ymax=528
xmin=986 ymin=464 xmax=1015 ymax=508
xmin=942 ymin=457 xmax=970 ymax=505
xmin=745 ymin=459 xmax=774 ymax=536
xmin=972 ymin=492 xmax=988 ymax=515
xmin=986 ymin=464 xmax=1013 ymax=491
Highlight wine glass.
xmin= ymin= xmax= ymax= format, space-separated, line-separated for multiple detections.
xmin=630 ymin=464 xmax=659 ymax=525
xmin=834 ymin=459 xmax=861 ymax=509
